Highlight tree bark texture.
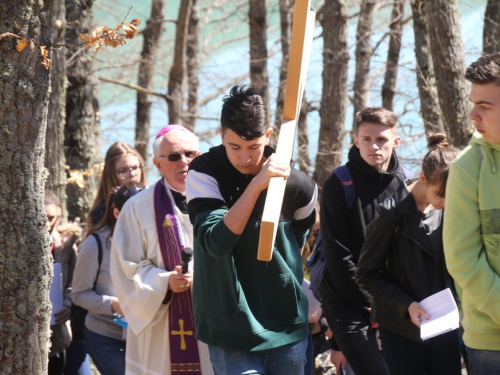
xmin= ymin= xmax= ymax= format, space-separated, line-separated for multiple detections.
xmin=314 ymin=0 xmax=349 ymax=193
xmin=168 ymin=0 xmax=193 ymax=125
xmin=411 ymin=0 xmax=445 ymax=135
xmin=352 ymin=0 xmax=376 ymax=132
xmin=46 ymin=0 xmax=68 ymax=222
xmin=270 ymin=0 xmax=293 ymax=148
xmin=424 ymin=0 xmax=473 ymax=147
xmin=382 ymin=1 xmax=404 ymax=111
xmin=0 ymin=1 xmax=54 ymax=372
xmin=185 ymin=0 xmax=200 ymax=131
xmin=65 ymin=0 xmax=102 ymax=223
xmin=483 ymin=0 xmax=500 ymax=54
xmin=249 ymin=0 xmax=270 ymax=110
xmin=135 ymin=0 xmax=166 ymax=171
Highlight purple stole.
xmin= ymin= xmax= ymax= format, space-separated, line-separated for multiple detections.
xmin=154 ymin=180 xmax=202 ymax=374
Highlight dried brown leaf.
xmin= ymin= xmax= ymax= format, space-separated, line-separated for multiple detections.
xmin=122 ymin=19 xmax=140 ymax=39
xmin=40 ymin=45 xmax=50 ymax=69
xmin=15 ymin=37 xmax=27 ymax=52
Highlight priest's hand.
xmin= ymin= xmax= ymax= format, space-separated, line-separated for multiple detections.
xmin=169 ymin=265 xmax=193 ymax=293
xmin=53 ymin=306 xmax=71 ymax=325
xmin=408 ymin=301 xmax=430 ymax=328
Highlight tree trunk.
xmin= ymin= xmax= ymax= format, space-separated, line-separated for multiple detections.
xmin=136 ymin=0 xmax=166 ymax=174
xmin=45 ymin=0 xmax=68 ymax=222
xmin=411 ymin=0 xmax=445 ymax=134
xmin=313 ymin=0 xmax=349 ymax=193
xmin=167 ymin=0 xmax=193 ymax=125
xmin=424 ymin=0 xmax=473 ymax=146
xmin=483 ymin=0 xmax=500 ymax=54
xmin=184 ymin=0 xmax=200 ymax=131
xmin=0 ymin=1 xmax=54 ymax=372
xmin=65 ymin=0 xmax=102 ymax=224
xmin=297 ymin=98 xmax=311 ymax=177
xmin=249 ymin=0 xmax=270 ymax=109
xmin=352 ymin=0 xmax=376 ymax=133
xmin=270 ymin=0 xmax=293 ymax=148
xmin=382 ymin=1 xmax=404 ymax=111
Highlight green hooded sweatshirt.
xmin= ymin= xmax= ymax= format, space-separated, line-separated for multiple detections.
xmin=443 ymin=132 xmax=500 ymax=350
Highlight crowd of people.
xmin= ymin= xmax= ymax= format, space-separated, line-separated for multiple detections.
xmin=45 ymin=52 xmax=500 ymax=375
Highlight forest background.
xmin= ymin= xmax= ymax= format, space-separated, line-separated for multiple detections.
xmin=0 ymin=0 xmax=497 ymax=372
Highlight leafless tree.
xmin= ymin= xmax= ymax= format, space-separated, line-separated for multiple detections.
xmin=136 ymin=0 xmax=166 ymax=171
xmin=0 ymin=0 xmax=54 ymax=371
xmin=249 ymin=0 xmax=270 ymax=108
xmin=185 ymin=0 xmax=200 ymax=130
xmin=424 ymin=0 xmax=473 ymax=146
xmin=483 ymin=0 xmax=500 ymax=54
xmin=313 ymin=0 xmax=350 ymax=192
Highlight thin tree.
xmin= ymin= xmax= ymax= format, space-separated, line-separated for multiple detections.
xmin=382 ymin=0 xmax=405 ymax=111
xmin=270 ymin=0 xmax=293 ymax=148
xmin=483 ymin=0 xmax=500 ymax=54
xmin=297 ymin=99 xmax=311 ymax=176
xmin=167 ymin=0 xmax=193 ymax=125
xmin=65 ymin=0 xmax=102 ymax=223
xmin=136 ymin=0 xmax=166 ymax=172
xmin=45 ymin=0 xmax=68 ymax=222
xmin=411 ymin=0 xmax=445 ymax=134
xmin=0 ymin=0 xmax=54 ymax=372
xmin=185 ymin=0 xmax=200 ymax=130
xmin=352 ymin=0 xmax=376 ymax=133
xmin=424 ymin=0 xmax=473 ymax=146
xmin=249 ymin=0 xmax=270 ymax=108
xmin=313 ymin=0 xmax=350 ymax=192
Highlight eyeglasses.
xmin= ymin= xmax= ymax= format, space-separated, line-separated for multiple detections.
xmin=116 ymin=165 xmax=143 ymax=179
xmin=158 ymin=151 xmax=197 ymax=162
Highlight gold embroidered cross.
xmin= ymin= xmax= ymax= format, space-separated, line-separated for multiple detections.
xmin=171 ymin=319 xmax=193 ymax=350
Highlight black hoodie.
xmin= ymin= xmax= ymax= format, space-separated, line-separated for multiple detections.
xmin=319 ymin=145 xmax=407 ymax=310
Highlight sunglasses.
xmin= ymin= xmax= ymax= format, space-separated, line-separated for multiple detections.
xmin=159 ymin=151 xmax=197 ymax=162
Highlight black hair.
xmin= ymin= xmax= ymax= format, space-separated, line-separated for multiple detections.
xmin=465 ymin=52 xmax=500 ymax=86
xmin=220 ymin=85 xmax=268 ymax=140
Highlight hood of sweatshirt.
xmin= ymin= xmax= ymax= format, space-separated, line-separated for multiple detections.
xmin=469 ymin=132 xmax=500 ymax=173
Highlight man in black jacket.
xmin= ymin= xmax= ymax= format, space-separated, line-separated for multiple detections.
xmin=320 ymin=107 xmax=408 ymax=375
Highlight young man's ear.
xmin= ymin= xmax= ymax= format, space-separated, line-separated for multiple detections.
xmin=219 ymin=128 xmax=224 ymax=141
xmin=393 ymin=134 xmax=402 ymax=150
xmin=265 ymin=127 xmax=273 ymax=144
xmin=353 ymin=134 xmax=359 ymax=149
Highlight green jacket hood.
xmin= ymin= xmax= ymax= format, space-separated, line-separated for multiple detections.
xmin=469 ymin=132 xmax=500 ymax=173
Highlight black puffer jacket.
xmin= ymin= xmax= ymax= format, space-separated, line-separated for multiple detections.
xmin=356 ymin=181 xmax=455 ymax=341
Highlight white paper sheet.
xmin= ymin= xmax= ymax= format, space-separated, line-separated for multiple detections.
xmin=419 ymin=288 xmax=459 ymax=341
xmin=49 ymin=263 xmax=63 ymax=325
xmin=301 ymin=279 xmax=321 ymax=318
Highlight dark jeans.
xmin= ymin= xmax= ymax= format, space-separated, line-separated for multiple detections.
xmin=466 ymin=346 xmax=500 ymax=375
xmin=64 ymin=340 xmax=92 ymax=375
xmin=379 ymin=327 xmax=461 ymax=375
xmin=84 ymin=326 xmax=125 ymax=375
xmin=322 ymin=300 xmax=389 ymax=375
xmin=48 ymin=351 xmax=65 ymax=375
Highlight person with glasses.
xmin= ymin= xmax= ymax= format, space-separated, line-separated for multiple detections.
xmin=110 ymin=124 xmax=214 ymax=375
xmin=71 ymin=182 xmax=145 ymax=375
xmin=85 ymin=142 xmax=147 ymax=237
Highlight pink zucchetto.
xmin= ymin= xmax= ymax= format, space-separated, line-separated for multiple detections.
xmin=155 ymin=124 xmax=193 ymax=140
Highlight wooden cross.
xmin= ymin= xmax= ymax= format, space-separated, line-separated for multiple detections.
xmin=171 ymin=319 xmax=193 ymax=350
xmin=257 ymin=0 xmax=316 ymax=261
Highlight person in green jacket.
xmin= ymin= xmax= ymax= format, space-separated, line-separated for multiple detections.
xmin=443 ymin=52 xmax=500 ymax=375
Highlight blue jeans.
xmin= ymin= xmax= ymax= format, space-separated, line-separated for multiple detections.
xmin=466 ymin=346 xmax=500 ymax=375
xmin=208 ymin=337 xmax=308 ymax=375
xmin=84 ymin=326 xmax=125 ymax=375
xmin=379 ymin=327 xmax=461 ymax=375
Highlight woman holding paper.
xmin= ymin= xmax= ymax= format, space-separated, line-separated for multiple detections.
xmin=71 ymin=182 xmax=144 ymax=375
xmin=356 ymin=134 xmax=461 ymax=375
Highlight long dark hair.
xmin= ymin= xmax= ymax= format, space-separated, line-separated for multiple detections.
xmin=89 ymin=182 xmax=145 ymax=237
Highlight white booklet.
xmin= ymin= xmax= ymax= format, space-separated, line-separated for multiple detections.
xmin=301 ymin=279 xmax=321 ymax=318
xmin=419 ymin=288 xmax=459 ymax=341
xmin=49 ymin=263 xmax=63 ymax=325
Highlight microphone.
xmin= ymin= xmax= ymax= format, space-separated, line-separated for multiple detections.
xmin=181 ymin=247 xmax=193 ymax=274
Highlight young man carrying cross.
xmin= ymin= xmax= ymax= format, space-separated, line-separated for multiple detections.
xmin=186 ymin=85 xmax=317 ymax=374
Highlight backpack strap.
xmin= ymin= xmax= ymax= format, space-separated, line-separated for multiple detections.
xmin=91 ymin=233 xmax=103 ymax=291
xmin=333 ymin=165 xmax=355 ymax=210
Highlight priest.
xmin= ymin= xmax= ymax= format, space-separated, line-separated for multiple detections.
xmin=110 ymin=124 xmax=213 ymax=375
